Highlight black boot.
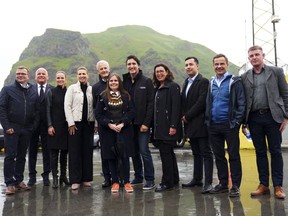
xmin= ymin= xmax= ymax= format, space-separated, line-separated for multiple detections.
xmin=59 ymin=150 xmax=71 ymax=186
xmin=50 ymin=150 xmax=59 ymax=189
xmin=52 ymin=175 xmax=58 ymax=189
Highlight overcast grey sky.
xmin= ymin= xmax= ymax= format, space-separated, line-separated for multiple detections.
xmin=0 ymin=0 xmax=287 ymax=88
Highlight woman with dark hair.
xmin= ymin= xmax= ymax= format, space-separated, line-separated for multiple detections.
xmin=95 ymin=73 xmax=135 ymax=193
xmin=46 ymin=71 xmax=70 ymax=189
xmin=64 ymin=67 xmax=95 ymax=190
xmin=152 ymin=63 xmax=181 ymax=192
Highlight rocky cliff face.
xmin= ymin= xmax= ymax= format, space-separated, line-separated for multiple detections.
xmin=20 ymin=28 xmax=90 ymax=59
xmin=4 ymin=28 xmax=98 ymax=85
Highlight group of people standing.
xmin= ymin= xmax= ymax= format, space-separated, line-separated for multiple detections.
xmin=180 ymin=45 xmax=287 ymax=200
xmin=0 ymin=45 xmax=287 ymax=200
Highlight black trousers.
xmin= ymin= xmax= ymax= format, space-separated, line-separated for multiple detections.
xmin=68 ymin=122 xmax=94 ymax=184
xmin=248 ymin=111 xmax=283 ymax=186
xmin=189 ymin=137 xmax=213 ymax=185
xmin=29 ymin=120 xmax=50 ymax=179
xmin=158 ymin=141 xmax=179 ymax=187
xmin=208 ymin=123 xmax=242 ymax=188
xmin=4 ymin=125 xmax=32 ymax=186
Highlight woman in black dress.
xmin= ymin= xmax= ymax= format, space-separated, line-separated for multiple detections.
xmin=152 ymin=63 xmax=181 ymax=192
xmin=46 ymin=71 xmax=70 ymax=188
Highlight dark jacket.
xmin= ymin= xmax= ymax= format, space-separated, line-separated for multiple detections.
xmin=153 ymin=80 xmax=182 ymax=141
xmin=95 ymin=92 xmax=136 ymax=159
xmin=241 ymin=65 xmax=288 ymax=123
xmin=205 ymin=75 xmax=246 ymax=128
xmin=181 ymin=74 xmax=209 ymax=138
xmin=46 ymin=86 xmax=68 ymax=150
xmin=0 ymin=81 xmax=39 ymax=131
xmin=92 ymin=77 xmax=107 ymax=108
xmin=32 ymin=83 xmax=54 ymax=122
xmin=122 ymin=70 xmax=154 ymax=127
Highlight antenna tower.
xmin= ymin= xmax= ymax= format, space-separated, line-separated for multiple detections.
xmin=252 ymin=0 xmax=280 ymax=66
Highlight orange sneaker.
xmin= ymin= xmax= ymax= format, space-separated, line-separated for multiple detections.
xmin=111 ymin=183 xmax=120 ymax=193
xmin=124 ymin=183 xmax=134 ymax=193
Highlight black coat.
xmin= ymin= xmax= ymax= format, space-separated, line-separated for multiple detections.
xmin=95 ymin=93 xmax=135 ymax=159
xmin=92 ymin=77 xmax=107 ymax=108
xmin=153 ymin=80 xmax=182 ymax=141
xmin=122 ymin=71 xmax=154 ymax=127
xmin=181 ymin=74 xmax=209 ymax=138
xmin=46 ymin=86 xmax=68 ymax=150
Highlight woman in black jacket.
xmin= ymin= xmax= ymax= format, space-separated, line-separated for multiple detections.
xmin=152 ymin=63 xmax=181 ymax=192
xmin=46 ymin=71 xmax=70 ymax=189
xmin=95 ymin=73 xmax=135 ymax=193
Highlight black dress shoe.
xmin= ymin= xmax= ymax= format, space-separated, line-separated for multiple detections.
xmin=209 ymin=184 xmax=229 ymax=194
xmin=41 ymin=173 xmax=50 ymax=186
xmin=229 ymin=185 xmax=240 ymax=197
xmin=182 ymin=179 xmax=203 ymax=188
xmin=28 ymin=178 xmax=36 ymax=187
xmin=202 ymin=184 xmax=213 ymax=194
xmin=102 ymin=180 xmax=112 ymax=188
xmin=43 ymin=179 xmax=50 ymax=186
xmin=155 ymin=184 xmax=174 ymax=192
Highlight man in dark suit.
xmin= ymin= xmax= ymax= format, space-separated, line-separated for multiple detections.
xmin=92 ymin=60 xmax=111 ymax=188
xmin=181 ymin=57 xmax=214 ymax=194
xmin=28 ymin=68 xmax=54 ymax=186
xmin=241 ymin=45 xmax=288 ymax=199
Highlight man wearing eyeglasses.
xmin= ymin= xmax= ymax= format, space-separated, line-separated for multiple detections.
xmin=0 ymin=66 xmax=39 ymax=195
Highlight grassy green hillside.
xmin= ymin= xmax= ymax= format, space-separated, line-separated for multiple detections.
xmin=5 ymin=26 xmax=240 ymax=86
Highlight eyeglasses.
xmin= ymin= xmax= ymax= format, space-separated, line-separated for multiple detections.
xmin=16 ymin=73 xmax=28 ymax=76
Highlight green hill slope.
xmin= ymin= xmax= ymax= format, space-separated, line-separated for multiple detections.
xmin=4 ymin=25 xmax=239 ymax=86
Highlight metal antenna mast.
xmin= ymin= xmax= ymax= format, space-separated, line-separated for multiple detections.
xmin=252 ymin=0 xmax=280 ymax=66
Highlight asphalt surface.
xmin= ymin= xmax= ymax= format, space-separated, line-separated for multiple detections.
xmin=0 ymin=145 xmax=288 ymax=216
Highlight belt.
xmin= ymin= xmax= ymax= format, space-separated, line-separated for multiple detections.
xmin=253 ymin=109 xmax=270 ymax=115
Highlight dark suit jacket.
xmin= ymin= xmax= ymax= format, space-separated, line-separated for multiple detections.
xmin=241 ymin=65 xmax=288 ymax=123
xmin=181 ymin=74 xmax=209 ymax=138
xmin=33 ymin=83 xmax=54 ymax=122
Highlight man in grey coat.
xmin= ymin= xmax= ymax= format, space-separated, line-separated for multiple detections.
xmin=241 ymin=45 xmax=288 ymax=199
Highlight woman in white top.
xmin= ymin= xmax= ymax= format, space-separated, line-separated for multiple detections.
xmin=64 ymin=66 xmax=95 ymax=190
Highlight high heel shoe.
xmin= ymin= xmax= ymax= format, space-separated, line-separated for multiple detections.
xmin=59 ymin=176 xmax=71 ymax=186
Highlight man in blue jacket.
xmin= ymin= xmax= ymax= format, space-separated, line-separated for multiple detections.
xmin=205 ymin=54 xmax=246 ymax=197
xmin=241 ymin=45 xmax=288 ymax=199
xmin=0 ymin=66 xmax=39 ymax=195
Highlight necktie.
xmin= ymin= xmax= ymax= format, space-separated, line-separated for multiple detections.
xmin=40 ymin=85 xmax=44 ymax=99
xmin=185 ymin=79 xmax=193 ymax=96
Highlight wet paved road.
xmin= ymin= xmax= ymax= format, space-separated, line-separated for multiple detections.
xmin=0 ymin=145 xmax=288 ymax=215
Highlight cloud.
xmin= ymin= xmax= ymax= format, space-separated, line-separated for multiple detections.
xmin=0 ymin=0 xmax=287 ymax=87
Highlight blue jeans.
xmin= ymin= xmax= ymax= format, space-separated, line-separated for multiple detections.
xmin=248 ymin=111 xmax=283 ymax=187
xmin=132 ymin=125 xmax=155 ymax=182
